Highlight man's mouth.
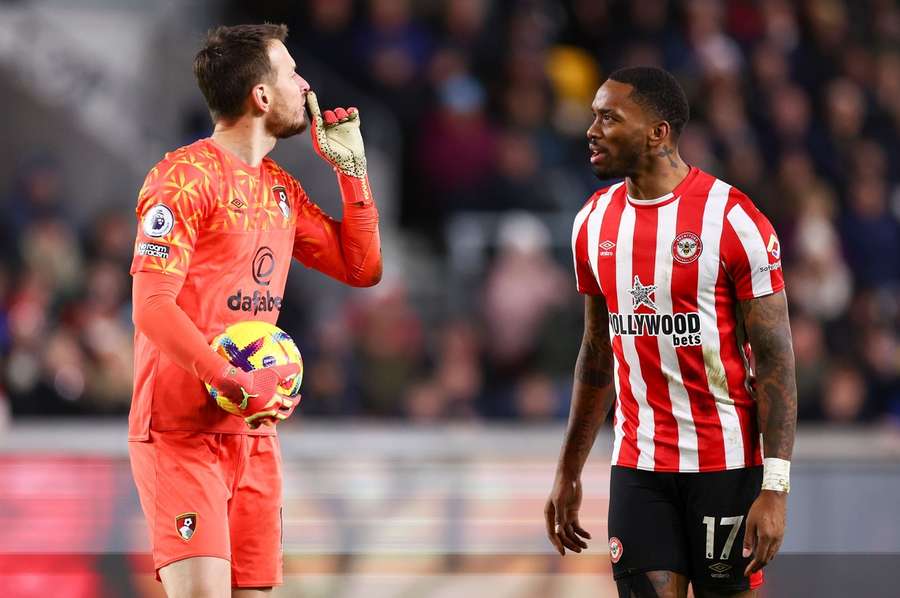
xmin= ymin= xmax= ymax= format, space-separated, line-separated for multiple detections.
xmin=590 ymin=146 xmax=607 ymax=164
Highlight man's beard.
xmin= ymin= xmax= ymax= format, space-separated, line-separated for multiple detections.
xmin=591 ymin=139 xmax=642 ymax=180
xmin=266 ymin=101 xmax=308 ymax=139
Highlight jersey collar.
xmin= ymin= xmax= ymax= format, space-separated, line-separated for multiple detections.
xmin=625 ymin=166 xmax=699 ymax=208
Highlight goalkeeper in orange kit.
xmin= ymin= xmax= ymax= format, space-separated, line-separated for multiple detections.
xmin=128 ymin=23 xmax=382 ymax=597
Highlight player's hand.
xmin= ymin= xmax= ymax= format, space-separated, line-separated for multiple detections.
xmin=306 ymin=91 xmax=367 ymax=178
xmin=742 ymin=489 xmax=787 ymax=576
xmin=545 ymin=475 xmax=591 ymax=555
xmin=211 ymin=363 xmax=301 ymax=429
xmin=247 ymin=393 xmax=302 ymax=429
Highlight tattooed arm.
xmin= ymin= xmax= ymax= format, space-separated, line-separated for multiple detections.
xmin=739 ymin=289 xmax=797 ymax=576
xmin=545 ymin=294 xmax=616 ymax=555
xmin=743 ymin=290 xmax=797 ymax=460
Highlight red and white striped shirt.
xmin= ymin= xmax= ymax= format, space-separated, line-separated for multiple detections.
xmin=572 ymin=167 xmax=785 ymax=472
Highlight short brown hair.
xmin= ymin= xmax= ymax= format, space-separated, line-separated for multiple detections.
xmin=193 ymin=23 xmax=288 ymax=121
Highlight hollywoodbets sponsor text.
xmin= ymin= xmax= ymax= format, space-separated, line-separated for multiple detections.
xmin=610 ymin=312 xmax=702 ymax=347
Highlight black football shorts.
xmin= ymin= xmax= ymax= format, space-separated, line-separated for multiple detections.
xmin=607 ymin=465 xmax=765 ymax=593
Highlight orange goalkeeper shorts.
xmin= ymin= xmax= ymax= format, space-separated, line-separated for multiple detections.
xmin=129 ymin=429 xmax=283 ymax=587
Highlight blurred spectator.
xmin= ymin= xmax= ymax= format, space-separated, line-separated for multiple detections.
xmin=821 ymin=362 xmax=870 ymax=423
xmin=791 ymin=313 xmax=827 ymax=420
xmin=296 ymin=0 xmax=358 ymax=77
xmin=787 ymin=184 xmax=852 ymax=320
xmin=861 ymin=326 xmax=900 ymax=418
xmin=685 ymin=0 xmax=743 ymax=80
xmin=480 ymin=212 xmax=568 ymax=416
xmin=431 ymin=319 xmax=481 ymax=419
xmin=842 ymin=174 xmax=900 ymax=290
xmin=349 ymin=281 xmax=425 ymax=417
xmin=1 ymin=154 xmax=67 ymax=257
xmin=481 ymin=128 xmax=557 ymax=212
xmin=416 ymin=71 xmax=497 ymax=217
xmin=356 ymin=0 xmax=432 ymax=119
xmin=20 ymin=219 xmax=85 ymax=298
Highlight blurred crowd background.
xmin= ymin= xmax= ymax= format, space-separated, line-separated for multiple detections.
xmin=2 ymin=0 xmax=900 ymax=427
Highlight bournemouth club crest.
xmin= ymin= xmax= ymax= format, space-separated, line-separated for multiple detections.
xmin=609 ymin=536 xmax=623 ymax=563
xmin=672 ymin=231 xmax=703 ymax=264
xmin=176 ymin=512 xmax=197 ymax=542
xmin=272 ymin=185 xmax=291 ymax=219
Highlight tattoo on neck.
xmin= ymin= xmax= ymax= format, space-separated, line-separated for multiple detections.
xmin=658 ymin=146 xmax=678 ymax=168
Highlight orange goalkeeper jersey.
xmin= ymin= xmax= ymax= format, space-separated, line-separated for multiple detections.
xmin=129 ymin=138 xmax=379 ymax=439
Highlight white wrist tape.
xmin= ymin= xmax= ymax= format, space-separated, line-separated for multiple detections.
xmin=761 ymin=457 xmax=791 ymax=493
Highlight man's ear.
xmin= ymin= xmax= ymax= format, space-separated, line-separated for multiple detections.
xmin=250 ymin=84 xmax=270 ymax=114
xmin=648 ymin=120 xmax=671 ymax=147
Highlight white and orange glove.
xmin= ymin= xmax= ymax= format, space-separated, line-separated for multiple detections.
xmin=209 ymin=363 xmax=301 ymax=429
xmin=307 ymin=91 xmax=367 ymax=178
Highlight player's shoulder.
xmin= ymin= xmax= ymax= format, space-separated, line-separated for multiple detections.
xmin=263 ymin=157 xmax=307 ymax=195
xmin=261 ymin=155 xmax=284 ymax=175
xmin=719 ymin=178 xmax=771 ymax=223
xmin=263 ymin=156 xmax=300 ymax=180
xmin=139 ymin=140 xmax=219 ymax=204
xmin=150 ymin=139 xmax=221 ymax=181
xmin=578 ymin=180 xmax=626 ymax=212
xmin=690 ymin=169 xmax=769 ymax=219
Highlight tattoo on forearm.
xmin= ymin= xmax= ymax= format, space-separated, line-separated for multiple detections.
xmin=741 ymin=293 xmax=797 ymax=460
xmin=560 ymin=296 xmax=616 ymax=474
xmin=575 ymin=335 xmax=613 ymax=387
xmin=658 ymin=146 xmax=678 ymax=168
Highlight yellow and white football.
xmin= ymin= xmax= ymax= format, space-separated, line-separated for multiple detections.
xmin=205 ymin=320 xmax=303 ymax=415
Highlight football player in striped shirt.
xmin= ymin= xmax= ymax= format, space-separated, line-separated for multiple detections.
xmin=545 ymin=67 xmax=796 ymax=597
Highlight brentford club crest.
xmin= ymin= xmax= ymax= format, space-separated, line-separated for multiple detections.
xmin=176 ymin=512 xmax=197 ymax=542
xmin=609 ymin=536 xmax=623 ymax=563
xmin=672 ymin=231 xmax=703 ymax=264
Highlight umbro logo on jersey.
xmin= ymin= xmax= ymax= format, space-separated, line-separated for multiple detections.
xmin=599 ymin=240 xmax=616 ymax=257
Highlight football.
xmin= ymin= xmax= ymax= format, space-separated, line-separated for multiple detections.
xmin=205 ymin=320 xmax=303 ymax=415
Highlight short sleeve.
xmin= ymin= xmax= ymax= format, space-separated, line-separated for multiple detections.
xmin=130 ymin=156 xmax=215 ymax=278
xmin=721 ymin=197 xmax=785 ymax=301
xmin=572 ymin=198 xmax=602 ymax=295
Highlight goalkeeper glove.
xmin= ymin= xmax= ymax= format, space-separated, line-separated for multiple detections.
xmin=211 ymin=363 xmax=301 ymax=429
xmin=307 ymin=91 xmax=367 ymax=178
